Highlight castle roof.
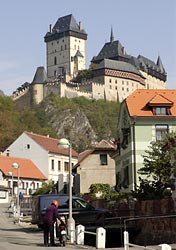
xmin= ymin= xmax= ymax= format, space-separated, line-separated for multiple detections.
xmin=32 ymin=66 xmax=47 ymax=84
xmin=94 ymin=59 xmax=144 ymax=78
xmin=92 ymin=40 xmax=129 ymax=63
xmin=44 ymin=14 xmax=87 ymax=42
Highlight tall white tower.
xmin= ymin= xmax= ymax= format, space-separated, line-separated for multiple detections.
xmin=44 ymin=14 xmax=87 ymax=80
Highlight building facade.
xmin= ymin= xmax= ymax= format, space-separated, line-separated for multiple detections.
xmin=115 ymin=89 xmax=176 ymax=192
xmin=44 ymin=14 xmax=87 ymax=80
xmin=3 ymin=132 xmax=78 ymax=186
xmin=73 ymin=140 xmax=116 ymax=194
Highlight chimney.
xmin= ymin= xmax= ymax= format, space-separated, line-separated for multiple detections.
xmin=79 ymin=21 xmax=82 ymax=30
xmin=49 ymin=24 xmax=52 ymax=33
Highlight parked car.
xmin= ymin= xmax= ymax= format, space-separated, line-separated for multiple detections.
xmin=31 ymin=194 xmax=111 ymax=228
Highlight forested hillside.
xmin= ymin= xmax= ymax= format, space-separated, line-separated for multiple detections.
xmin=0 ymin=95 xmax=120 ymax=152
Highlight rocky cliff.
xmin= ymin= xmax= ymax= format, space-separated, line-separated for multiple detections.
xmin=43 ymin=102 xmax=98 ymax=152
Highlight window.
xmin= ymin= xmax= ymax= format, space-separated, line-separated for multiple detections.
xmin=155 ymin=125 xmax=168 ymax=141
xmin=65 ymin=44 xmax=67 ymax=50
xmin=100 ymin=154 xmax=107 ymax=165
xmin=64 ymin=162 xmax=69 ymax=172
xmin=58 ymin=161 xmax=61 ymax=171
xmin=122 ymin=166 xmax=129 ymax=188
xmin=27 ymin=144 xmax=30 ymax=149
xmin=109 ymin=79 xmax=111 ymax=83
xmin=51 ymin=159 xmax=54 ymax=171
xmin=154 ymin=107 xmax=169 ymax=115
xmin=54 ymin=56 xmax=57 ymax=65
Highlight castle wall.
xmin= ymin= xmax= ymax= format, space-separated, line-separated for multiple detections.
xmin=141 ymin=71 xmax=166 ymax=89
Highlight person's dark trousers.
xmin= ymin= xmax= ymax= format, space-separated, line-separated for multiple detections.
xmin=43 ymin=223 xmax=49 ymax=246
xmin=43 ymin=223 xmax=55 ymax=246
xmin=49 ymin=223 xmax=55 ymax=246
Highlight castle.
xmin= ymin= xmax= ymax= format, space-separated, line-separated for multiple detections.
xmin=12 ymin=14 xmax=167 ymax=106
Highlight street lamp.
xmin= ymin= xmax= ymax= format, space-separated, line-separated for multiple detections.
xmin=58 ymin=138 xmax=75 ymax=243
xmin=12 ymin=162 xmax=20 ymax=214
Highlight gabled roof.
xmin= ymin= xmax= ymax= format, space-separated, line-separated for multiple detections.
xmin=0 ymin=155 xmax=46 ymax=180
xmin=148 ymin=94 xmax=173 ymax=107
xmin=125 ymin=89 xmax=176 ymax=117
xmin=73 ymin=140 xmax=116 ymax=169
xmin=25 ymin=132 xmax=78 ymax=158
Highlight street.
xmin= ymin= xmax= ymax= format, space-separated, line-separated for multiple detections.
xmin=0 ymin=203 xmax=95 ymax=250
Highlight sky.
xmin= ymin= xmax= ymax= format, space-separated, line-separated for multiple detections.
xmin=0 ymin=0 xmax=176 ymax=95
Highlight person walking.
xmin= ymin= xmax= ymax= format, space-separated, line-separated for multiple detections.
xmin=43 ymin=200 xmax=61 ymax=247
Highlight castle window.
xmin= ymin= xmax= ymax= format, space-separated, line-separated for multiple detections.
xmin=62 ymin=39 xmax=64 ymax=42
xmin=115 ymin=80 xmax=117 ymax=84
xmin=61 ymin=45 xmax=63 ymax=51
xmin=115 ymin=86 xmax=117 ymax=90
xmin=122 ymin=81 xmax=124 ymax=85
xmin=57 ymin=41 xmax=59 ymax=44
xmin=54 ymin=56 xmax=57 ymax=65
xmin=65 ymin=44 xmax=67 ymax=50
xmin=27 ymin=144 xmax=30 ymax=149
xmin=109 ymin=79 xmax=111 ymax=83
xmin=110 ymin=85 xmax=112 ymax=89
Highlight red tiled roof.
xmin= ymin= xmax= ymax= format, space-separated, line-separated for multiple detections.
xmin=25 ymin=132 xmax=78 ymax=158
xmin=0 ymin=155 xmax=47 ymax=180
xmin=126 ymin=89 xmax=176 ymax=117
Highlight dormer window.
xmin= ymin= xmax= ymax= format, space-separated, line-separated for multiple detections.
xmin=154 ymin=107 xmax=169 ymax=115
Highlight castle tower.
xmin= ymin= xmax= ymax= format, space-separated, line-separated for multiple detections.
xmin=31 ymin=66 xmax=47 ymax=104
xmin=44 ymin=14 xmax=87 ymax=80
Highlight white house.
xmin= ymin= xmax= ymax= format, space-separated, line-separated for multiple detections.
xmin=3 ymin=132 xmax=78 ymax=187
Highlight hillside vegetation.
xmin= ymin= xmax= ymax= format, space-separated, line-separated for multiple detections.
xmin=0 ymin=95 xmax=120 ymax=152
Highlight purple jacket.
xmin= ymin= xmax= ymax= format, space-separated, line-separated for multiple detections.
xmin=43 ymin=204 xmax=60 ymax=224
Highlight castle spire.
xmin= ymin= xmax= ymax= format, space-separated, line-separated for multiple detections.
xmin=110 ymin=26 xmax=114 ymax=43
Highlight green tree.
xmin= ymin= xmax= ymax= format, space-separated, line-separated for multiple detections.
xmin=132 ymin=132 xmax=176 ymax=200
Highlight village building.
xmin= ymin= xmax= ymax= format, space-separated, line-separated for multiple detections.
xmin=3 ymin=132 xmax=78 ymax=191
xmin=0 ymin=155 xmax=46 ymax=203
xmin=73 ymin=140 xmax=116 ymax=194
xmin=115 ymin=89 xmax=176 ymax=192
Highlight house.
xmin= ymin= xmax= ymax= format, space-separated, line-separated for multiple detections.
xmin=115 ymin=89 xmax=176 ymax=192
xmin=73 ymin=140 xmax=117 ymax=194
xmin=0 ymin=155 xmax=47 ymax=202
xmin=3 ymin=132 xmax=78 ymax=189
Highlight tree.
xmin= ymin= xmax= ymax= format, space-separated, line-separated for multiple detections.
xmin=132 ymin=132 xmax=176 ymax=200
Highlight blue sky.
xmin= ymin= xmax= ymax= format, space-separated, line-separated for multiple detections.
xmin=0 ymin=0 xmax=175 ymax=95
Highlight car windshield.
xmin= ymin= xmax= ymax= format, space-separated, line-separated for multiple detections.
xmin=73 ymin=198 xmax=92 ymax=209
